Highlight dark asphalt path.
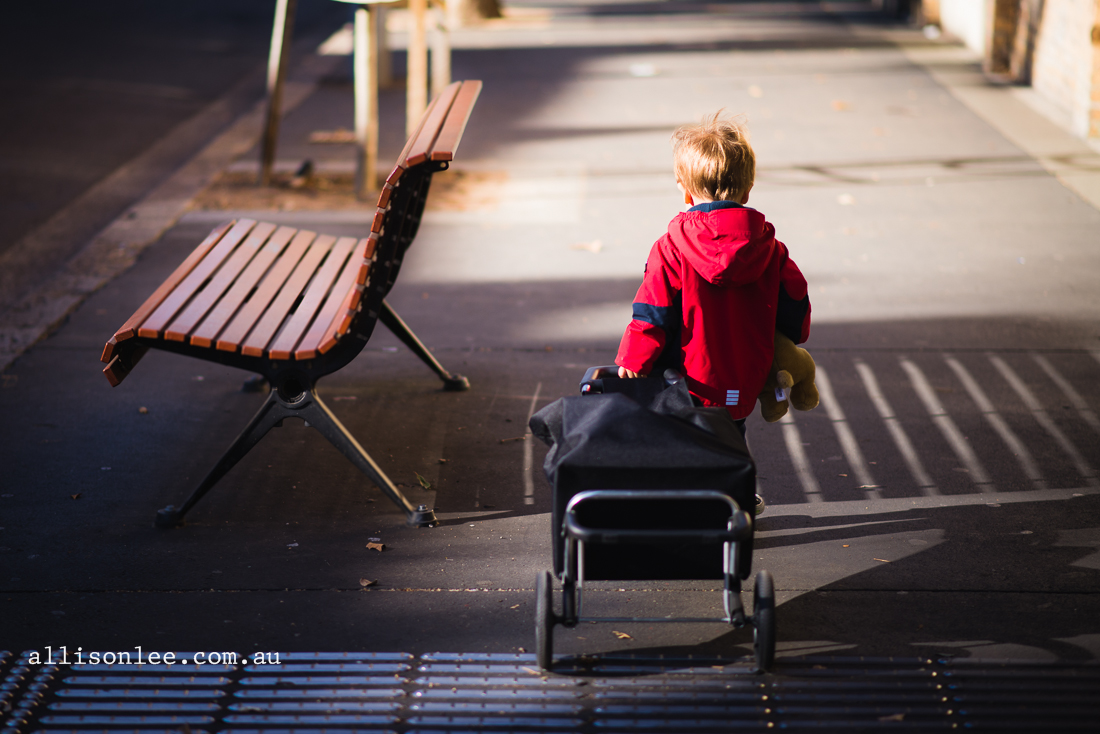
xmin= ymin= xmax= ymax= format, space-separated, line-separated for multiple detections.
xmin=0 ymin=0 xmax=345 ymax=260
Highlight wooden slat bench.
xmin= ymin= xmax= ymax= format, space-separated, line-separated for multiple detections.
xmin=102 ymin=80 xmax=482 ymax=528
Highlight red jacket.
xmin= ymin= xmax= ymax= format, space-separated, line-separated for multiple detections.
xmin=616 ymin=202 xmax=810 ymax=420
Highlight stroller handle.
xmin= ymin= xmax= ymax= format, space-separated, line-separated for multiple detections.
xmin=579 ymin=365 xmax=685 ymax=394
xmin=564 ymin=489 xmax=753 ymax=544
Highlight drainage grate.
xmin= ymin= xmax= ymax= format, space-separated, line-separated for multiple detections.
xmin=1 ymin=650 xmax=1098 ymax=733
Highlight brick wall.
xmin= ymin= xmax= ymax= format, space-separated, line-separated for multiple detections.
xmin=939 ymin=0 xmax=1100 ymax=140
xmin=1031 ymin=0 xmax=1099 ymax=138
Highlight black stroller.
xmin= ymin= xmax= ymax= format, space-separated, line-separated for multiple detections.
xmin=529 ymin=367 xmax=776 ymax=671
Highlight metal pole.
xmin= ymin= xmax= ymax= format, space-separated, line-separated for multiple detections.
xmin=407 ymin=0 xmax=429 ymax=136
xmin=353 ymin=4 xmax=379 ymax=197
xmin=260 ymin=0 xmax=297 ymax=186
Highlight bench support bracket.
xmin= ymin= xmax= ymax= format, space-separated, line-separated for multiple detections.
xmin=380 ymin=299 xmax=469 ymax=391
xmin=156 ymin=385 xmax=438 ymax=529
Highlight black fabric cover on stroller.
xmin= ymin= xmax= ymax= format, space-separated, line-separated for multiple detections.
xmin=530 ymin=375 xmax=757 ymax=581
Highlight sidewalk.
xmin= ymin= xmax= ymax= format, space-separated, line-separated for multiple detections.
xmin=3 ymin=0 xmax=1100 ymax=713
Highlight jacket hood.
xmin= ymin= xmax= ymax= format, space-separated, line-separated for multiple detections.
xmin=667 ymin=206 xmax=776 ymax=287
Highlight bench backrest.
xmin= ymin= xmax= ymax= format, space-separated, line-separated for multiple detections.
xmin=102 ymin=80 xmax=481 ymax=386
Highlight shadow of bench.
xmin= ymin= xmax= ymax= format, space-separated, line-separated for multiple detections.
xmin=101 ymin=80 xmax=482 ymax=529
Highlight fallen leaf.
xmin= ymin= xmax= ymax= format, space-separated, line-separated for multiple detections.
xmin=842 ymin=544 xmax=850 ymax=548
xmin=70 ymin=493 xmax=81 ymax=500
xmin=612 ymin=631 xmax=633 ymax=640
xmin=510 ymin=604 xmax=520 ymax=609
xmin=366 ymin=542 xmax=386 ymax=552
xmin=358 ymin=578 xmax=376 ymax=588
xmin=570 ymin=239 xmax=603 ymax=253
xmin=415 ymin=473 xmax=431 ymax=490
xmin=309 ymin=128 xmax=357 ymax=144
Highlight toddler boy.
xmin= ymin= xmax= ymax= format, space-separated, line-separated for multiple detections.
xmin=616 ymin=113 xmax=812 ymax=511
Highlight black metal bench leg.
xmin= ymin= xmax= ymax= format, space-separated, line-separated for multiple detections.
xmin=299 ymin=390 xmax=438 ymax=527
xmin=379 ymin=299 xmax=469 ymax=391
xmin=156 ymin=391 xmax=286 ymax=527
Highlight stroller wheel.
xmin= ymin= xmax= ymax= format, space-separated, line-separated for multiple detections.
xmin=752 ymin=569 xmax=776 ymax=672
xmin=535 ymin=570 xmax=555 ymax=670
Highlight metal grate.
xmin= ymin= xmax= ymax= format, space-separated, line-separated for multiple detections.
xmin=2 ymin=650 xmax=1098 ymax=733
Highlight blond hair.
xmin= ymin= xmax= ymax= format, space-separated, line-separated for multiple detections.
xmin=672 ymin=113 xmax=755 ymax=203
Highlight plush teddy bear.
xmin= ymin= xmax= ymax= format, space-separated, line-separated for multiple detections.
xmin=758 ymin=331 xmax=820 ymax=423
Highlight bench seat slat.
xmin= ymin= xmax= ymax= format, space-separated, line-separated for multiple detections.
xmin=240 ymin=233 xmax=332 ymax=358
xmin=431 ymin=80 xmax=481 ymax=161
xmin=294 ymin=241 xmax=370 ymax=360
xmin=190 ymin=225 xmax=298 ymax=349
xmin=137 ymin=219 xmax=258 ymax=339
xmin=101 ymin=220 xmax=238 ymax=363
xmin=217 ymin=228 xmax=316 ymax=352
xmin=318 ymin=286 xmax=362 ymax=357
xmin=267 ymin=236 xmax=357 ymax=361
xmin=163 ymin=221 xmax=278 ymax=343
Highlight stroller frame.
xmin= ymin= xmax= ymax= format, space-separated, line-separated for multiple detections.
xmin=535 ymin=488 xmax=776 ymax=672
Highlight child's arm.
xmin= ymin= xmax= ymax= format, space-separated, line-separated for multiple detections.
xmin=775 ymin=244 xmax=811 ymax=344
xmin=615 ymin=236 xmax=682 ymax=378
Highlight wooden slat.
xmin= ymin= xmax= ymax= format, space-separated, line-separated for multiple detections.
xmin=430 ymin=80 xmax=482 ymax=161
xmin=294 ymin=238 xmax=365 ymax=360
xmin=102 ymin=217 xmax=237 ymax=365
xmin=318 ymin=241 xmax=374 ymax=355
xmin=387 ymin=88 xmax=442 ymax=187
xmin=267 ymin=237 xmax=356 ymax=361
xmin=190 ymin=226 xmax=297 ymax=348
xmin=377 ymin=184 xmax=395 ymax=209
xmin=102 ymin=345 xmax=149 ymax=388
xmin=102 ymin=355 xmax=126 ymax=388
xmin=163 ymin=221 xmax=278 ymax=342
xmin=137 ymin=219 xmax=258 ymax=339
xmin=102 ymin=219 xmax=237 ymax=362
xmin=370 ymin=210 xmax=386 ymax=234
xmin=356 ymin=236 xmax=378 ymax=286
xmin=240 ymin=234 xmax=334 ymax=358
xmin=404 ymin=82 xmax=462 ymax=166
xmin=217 ymin=229 xmax=316 ymax=352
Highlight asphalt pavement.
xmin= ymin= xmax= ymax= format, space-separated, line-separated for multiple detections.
xmin=2 ymin=1 xmax=1100 ymax=728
